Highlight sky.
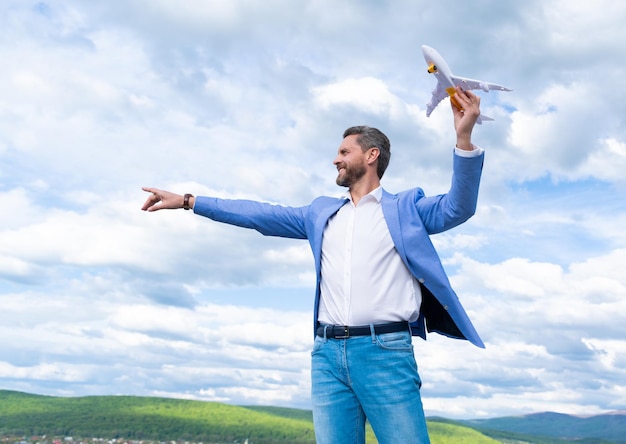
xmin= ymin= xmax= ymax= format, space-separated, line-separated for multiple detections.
xmin=1 ymin=0 xmax=626 ymax=420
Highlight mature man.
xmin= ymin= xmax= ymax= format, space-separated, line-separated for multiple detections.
xmin=142 ymin=86 xmax=485 ymax=443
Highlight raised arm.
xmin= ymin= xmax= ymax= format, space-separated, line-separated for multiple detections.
xmin=414 ymin=87 xmax=484 ymax=233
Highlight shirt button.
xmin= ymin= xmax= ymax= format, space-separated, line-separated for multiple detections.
xmin=418 ymin=278 xmax=425 ymax=283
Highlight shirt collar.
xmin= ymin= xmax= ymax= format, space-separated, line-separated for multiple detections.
xmin=342 ymin=186 xmax=383 ymax=204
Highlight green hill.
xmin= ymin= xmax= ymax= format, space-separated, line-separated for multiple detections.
xmin=245 ymin=405 xmax=500 ymax=443
xmin=0 ymin=390 xmax=498 ymax=443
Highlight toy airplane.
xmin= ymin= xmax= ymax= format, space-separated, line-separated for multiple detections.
xmin=422 ymin=45 xmax=512 ymax=123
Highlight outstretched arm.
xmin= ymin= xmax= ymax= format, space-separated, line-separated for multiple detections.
xmin=141 ymin=187 xmax=309 ymax=239
xmin=141 ymin=187 xmax=194 ymax=212
xmin=450 ymin=86 xmax=481 ymax=151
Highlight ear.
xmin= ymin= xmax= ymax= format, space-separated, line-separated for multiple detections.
xmin=367 ymin=147 xmax=380 ymax=165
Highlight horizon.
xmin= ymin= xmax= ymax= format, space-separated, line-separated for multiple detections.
xmin=4 ymin=388 xmax=626 ymax=421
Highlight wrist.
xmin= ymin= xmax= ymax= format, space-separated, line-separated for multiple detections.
xmin=456 ymin=136 xmax=473 ymax=151
xmin=183 ymin=193 xmax=194 ymax=210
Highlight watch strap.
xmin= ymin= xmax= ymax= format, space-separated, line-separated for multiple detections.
xmin=183 ymin=193 xmax=193 ymax=210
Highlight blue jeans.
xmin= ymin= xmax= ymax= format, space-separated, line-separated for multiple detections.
xmin=311 ymin=327 xmax=430 ymax=444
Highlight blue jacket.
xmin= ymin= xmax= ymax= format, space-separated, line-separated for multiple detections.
xmin=194 ymin=151 xmax=485 ymax=348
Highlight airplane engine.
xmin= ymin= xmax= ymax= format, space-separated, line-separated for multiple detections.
xmin=479 ymin=82 xmax=489 ymax=92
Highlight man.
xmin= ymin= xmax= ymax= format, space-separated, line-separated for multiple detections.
xmin=142 ymin=86 xmax=485 ymax=443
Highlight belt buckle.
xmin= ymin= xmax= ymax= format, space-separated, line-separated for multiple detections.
xmin=335 ymin=326 xmax=350 ymax=339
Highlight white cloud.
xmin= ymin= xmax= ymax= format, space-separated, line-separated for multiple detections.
xmin=2 ymin=0 xmax=626 ymax=419
xmin=0 ymin=362 xmax=92 ymax=382
xmin=313 ymin=77 xmax=414 ymax=119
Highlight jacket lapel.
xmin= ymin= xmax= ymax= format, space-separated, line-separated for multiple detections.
xmin=312 ymin=198 xmax=349 ymax=268
xmin=381 ymin=190 xmax=409 ymax=265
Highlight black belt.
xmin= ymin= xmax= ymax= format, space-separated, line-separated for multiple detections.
xmin=316 ymin=321 xmax=409 ymax=339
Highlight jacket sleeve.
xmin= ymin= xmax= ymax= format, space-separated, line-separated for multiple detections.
xmin=416 ymin=151 xmax=484 ymax=234
xmin=193 ymin=196 xmax=309 ymax=239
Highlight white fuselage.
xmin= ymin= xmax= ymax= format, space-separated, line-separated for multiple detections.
xmin=422 ymin=45 xmax=455 ymax=91
xmin=420 ymin=44 xmax=512 ymax=122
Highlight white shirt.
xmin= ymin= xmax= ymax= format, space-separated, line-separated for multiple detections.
xmin=317 ymin=186 xmax=422 ymax=326
xmin=317 ymin=147 xmax=483 ymax=326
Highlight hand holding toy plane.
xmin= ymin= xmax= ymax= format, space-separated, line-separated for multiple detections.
xmin=422 ymin=45 xmax=512 ymax=123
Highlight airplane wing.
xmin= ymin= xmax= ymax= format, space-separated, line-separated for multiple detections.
xmin=426 ymin=81 xmax=447 ymax=117
xmin=426 ymin=76 xmax=511 ymax=122
xmin=451 ymin=75 xmax=512 ymax=93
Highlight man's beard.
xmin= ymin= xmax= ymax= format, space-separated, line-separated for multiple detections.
xmin=336 ymin=162 xmax=366 ymax=187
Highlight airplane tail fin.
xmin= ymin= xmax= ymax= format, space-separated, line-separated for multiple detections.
xmin=476 ymin=113 xmax=494 ymax=125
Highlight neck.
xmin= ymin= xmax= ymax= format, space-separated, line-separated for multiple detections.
xmin=349 ymin=176 xmax=381 ymax=206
